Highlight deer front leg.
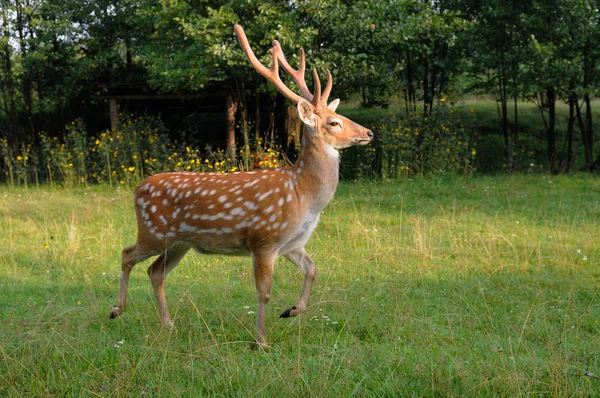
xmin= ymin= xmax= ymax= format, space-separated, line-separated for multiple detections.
xmin=147 ymin=244 xmax=190 ymax=328
xmin=252 ymin=252 xmax=277 ymax=348
xmin=280 ymin=248 xmax=316 ymax=318
xmin=110 ymin=244 xmax=141 ymax=319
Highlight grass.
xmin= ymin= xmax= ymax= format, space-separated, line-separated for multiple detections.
xmin=1 ymin=175 xmax=599 ymax=396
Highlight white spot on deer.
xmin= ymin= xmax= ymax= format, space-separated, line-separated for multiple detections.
xmin=171 ymin=188 xmax=178 ymax=197
xmin=243 ymin=180 xmax=259 ymax=188
xmin=192 ymin=214 xmax=201 ymax=220
xmin=179 ymin=222 xmax=197 ymax=233
xmin=166 ymin=232 xmax=176 ymax=238
xmin=264 ymin=205 xmax=274 ymax=214
xmin=244 ymin=201 xmax=258 ymax=210
xmin=151 ymin=205 xmax=157 ymax=213
xmin=230 ymin=207 xmax=246 ymax=217
xmin=170 ymin=226 xmax=176 ymax=232
xmin=162 ymin=199 xmax=169 ymax=206
xmin=273 ymin=222 xmax=280 ymax=229
xmin=218 ymin=195 xmax=228 ymax=203
xmin=269 ymin=214 xmax=277 ymax=222
xmin=278 ymin=197 xmax=284 ymax=206
xmin=172 ymin=208 xmax=181 ymax=219
xmin=234 ymin=221 xmax=247 ymax=229
xmin=209 ymin=189 xmax=217 ymax=195
xmin=145 ymin=220 xmax=152 ymax=227
xmin=229 ymin=185 xmax=241 ymax=193
xmin=156 ymin=190 xmax=162 ymax=197
xmin=208 ymin=204 xmax=215 ymax=210
xmin=185 ymin=212 xmax=191 ymax=218
xmin=194 ymin=187 xmax=201 ymax=194
xmin=280 ymin=221 xmax=288 ymax=230
xmin=156 ymin=232 xmax=165 ymax=240
xmin=286 ymin=193 xmax=293 ymax=203
xmin=185 ymin=190 xmax=192 ymax=198
xmin=258 ymin=190 xmax=273 ymax=201
xmin=252 ymin=216 xmax=261 ymax=224
xmin=221 ymin=227 xmax=233 ymax=233
xmin=159 ymin=215 xmax=168 ymax=225
xmin=201 ymin=189 xmax=209 ymax=196
xmin=149 ymin=227 xmax=156 ymax=234
xmin=174 ymin=178 xmax=181 ymax=183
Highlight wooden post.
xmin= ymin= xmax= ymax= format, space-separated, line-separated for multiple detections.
xmin=109 ymin=98 xmax=119 ymax=135
xmin=226 ymin=94 xmax=238 ymax=164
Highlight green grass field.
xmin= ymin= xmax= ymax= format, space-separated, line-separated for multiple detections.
xmin=1 ymin=175 xmax=599 ymax=396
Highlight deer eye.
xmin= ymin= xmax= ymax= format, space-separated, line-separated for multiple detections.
xmin=329 ymin=120 xmax=341 ymax=127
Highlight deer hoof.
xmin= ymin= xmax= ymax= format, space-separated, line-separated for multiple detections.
xmin=252 ymin=341 xmax=270 ymax=350
xmin=279 ymin=306 xmax=297 ymax=318
xmin=109 ymin=306 xmax=120 ymax=319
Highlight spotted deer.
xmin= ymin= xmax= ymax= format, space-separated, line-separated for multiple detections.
xmin=109 ymin=24 xmax=373 ymax=347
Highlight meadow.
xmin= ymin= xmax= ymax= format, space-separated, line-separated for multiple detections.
xmin=1 ymin=175 xmax=599 ymax=396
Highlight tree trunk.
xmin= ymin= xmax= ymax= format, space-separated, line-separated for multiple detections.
xmin=274 ymin=92 xmax=287 ymax=154
xmin=498 ymin=69 xmax=510 ymax=168
xmin=565 ymin=92 xmax=575 ymax=173
xmin=226 ymin=93 xmax=238 ymax=164
xmin=575 ymin=95 xmax=594 ymax=170
xmin=423 ymin=55 xmax=430 ymax=115
xmin=109 ymin=98 xmax=119 ymax=134
xmin=285 ymin=103 xmax=301 ymax=162
xmin=254 ymin=86 xmax=261 ymax=145
xmin=406 ymin=53 xmax=416 ymax=112
xmin=546 ymin=87 xmax=558 ymax=174
xmin=584 ymin=94 xmax=594 ymax=171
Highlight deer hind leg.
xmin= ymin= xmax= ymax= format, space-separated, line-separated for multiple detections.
xmin=147 ymin=244 xmax=191 ymax=328
xmin=280 ymin=248 xmax=316 ymax=318
xmin=252 ymin=252 xmax=277 ymax=348
xmin=110 ymin=244 xmax=144 ymax=319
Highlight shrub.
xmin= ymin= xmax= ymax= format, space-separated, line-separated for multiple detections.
xmin=341 ymin=103 xmax=477 ymax=179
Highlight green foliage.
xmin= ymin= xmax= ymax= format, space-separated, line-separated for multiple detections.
xmin=340 ymin=102 xmax=477 ymax=179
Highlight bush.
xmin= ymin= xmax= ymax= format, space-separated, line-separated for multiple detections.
xmin=0 ymin=114 xmax=287 ymax=187
xmin=340 ymin=103 xmax=477 ymax=179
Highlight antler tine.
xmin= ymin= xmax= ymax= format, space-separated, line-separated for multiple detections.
xmin=321 ymin=70 xmax=333 ymax=106
xmin=272 ymin=41 xmax=313 ymax=101
xmin=312 ymin=69 xmax=321 ymax=107
xmin=234 ymin=24 xmax=304 ymax=104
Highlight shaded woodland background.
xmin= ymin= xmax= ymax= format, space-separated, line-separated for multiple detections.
xmin=2 ymin=0 xmax=600 ymax=181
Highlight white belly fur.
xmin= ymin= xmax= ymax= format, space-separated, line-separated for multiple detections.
xmin=279 ymin=212 xmax=320 ymax=255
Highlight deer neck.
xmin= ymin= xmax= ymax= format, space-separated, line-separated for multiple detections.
xmin=293 ymin=129 xmax=340 ymax=212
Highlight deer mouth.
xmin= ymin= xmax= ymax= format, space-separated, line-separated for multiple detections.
xmin=352 ymin=138 xmax=373 ymax=145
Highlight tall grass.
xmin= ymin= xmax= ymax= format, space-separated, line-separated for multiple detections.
xmin=1 ymin=175 xmax=598 ymax=396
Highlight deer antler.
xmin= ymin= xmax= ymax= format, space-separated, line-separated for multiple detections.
xmin=234 ymin=24 xmax=332 ymax=108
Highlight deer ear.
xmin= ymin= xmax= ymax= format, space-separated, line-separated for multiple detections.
xmin=327 ymin=98 xmax=340 ymax=112
xmin=298 ymin=99 xmax=317 ymax=128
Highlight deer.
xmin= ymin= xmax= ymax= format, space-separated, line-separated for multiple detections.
xmin=109 ymin=24 xmax=373 ymax=348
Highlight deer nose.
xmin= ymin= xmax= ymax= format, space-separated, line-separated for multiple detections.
xmin=366 ymin=130 xmax=374 ymax=139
